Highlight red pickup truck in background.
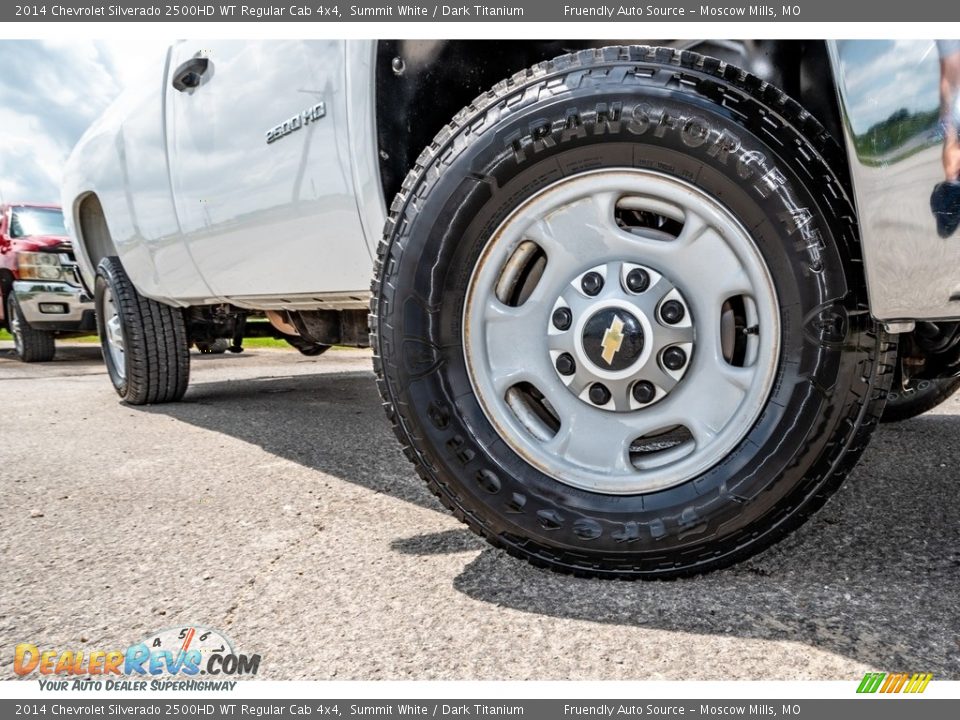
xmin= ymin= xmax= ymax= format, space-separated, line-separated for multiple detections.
xmin=0 ymin=203 xmax=95 ymax=362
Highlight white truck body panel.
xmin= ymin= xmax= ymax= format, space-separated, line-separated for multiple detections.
xmin=62 ymin=39 xmax=381 ymax=309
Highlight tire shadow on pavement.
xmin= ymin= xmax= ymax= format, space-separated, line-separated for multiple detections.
xmin=138 ymin=369 xmax=960 ymax=678
xmin=137 ymin=368 xmax=443 ymax=511
xmin=441 ymin=415 xmax=960 ymax=678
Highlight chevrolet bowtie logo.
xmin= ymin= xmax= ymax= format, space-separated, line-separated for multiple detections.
xmin=600 ymin=316 xmax=626 ymax=365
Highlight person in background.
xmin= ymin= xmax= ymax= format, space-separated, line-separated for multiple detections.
xmin=938 ymin=41 xmax=960 ymax=180
xmin=932 ymin=40 xmax=960 ymax=237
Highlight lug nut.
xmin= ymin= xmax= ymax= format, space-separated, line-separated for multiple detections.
xmin=588 ymin=383 xmax=611 ymax=405
xmin=632 ymin=380 xmax=656 ymax=404
xmin=660 ymin=300 xmax=685 ymax=324
xmin=552 ymin=307 xmax=572 ymax=331
xmin=662 ymin=346 xmax=687 ymax=371
xmin=625 ymin=268 xmax=650 ymax=293
xmin=581 ymin=271 xmax=604 ymax=296
xmin=556 ymin=353 xmax=576 ymax=376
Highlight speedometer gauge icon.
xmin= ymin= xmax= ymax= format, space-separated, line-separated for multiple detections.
xmin=140 ymin=625 xmax=234 ymax=671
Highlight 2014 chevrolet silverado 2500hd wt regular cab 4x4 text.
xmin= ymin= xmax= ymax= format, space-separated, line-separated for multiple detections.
xmin=60 ymin=41 xmax=960 ymax=577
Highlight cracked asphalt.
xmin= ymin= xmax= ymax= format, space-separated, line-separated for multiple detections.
xmin=1 ymin=341 xmax=958 ymax=680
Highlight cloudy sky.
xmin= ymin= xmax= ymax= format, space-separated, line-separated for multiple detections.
xmin=0 ymin=39 xmax=170 ymax=205
xmin=836 ymin=39 xmax=941 ymax=134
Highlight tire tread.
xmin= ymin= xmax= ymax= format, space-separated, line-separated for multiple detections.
xmin=96 ymin=257 xmax=189 ymax=405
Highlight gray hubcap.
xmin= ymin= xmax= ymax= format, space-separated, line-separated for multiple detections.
xmin=102 ymin=287 xmax=126 ymax=380
xmin=463 ymin=169 xmax=780 ymax=495
xmin=549 ymin=264 xmax=693 ymax=412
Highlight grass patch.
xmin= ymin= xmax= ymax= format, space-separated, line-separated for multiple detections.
xmin=0 ymin=328 xmax=99 ymax=343
xmin=239 ymin=336 xmax=293 ymax=350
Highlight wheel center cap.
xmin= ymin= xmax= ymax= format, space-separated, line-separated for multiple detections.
xmin=582 ymin=308 xmax=644 ymax=371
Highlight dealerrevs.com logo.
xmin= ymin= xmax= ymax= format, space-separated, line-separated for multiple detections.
xmin=13 ymin=626 xmax=260 ymax=691
xmin=857 ymin=672 xmax=933 ymax=694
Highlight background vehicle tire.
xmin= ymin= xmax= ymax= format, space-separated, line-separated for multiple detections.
xmin=6 ymin=293 xmax=55 ymax=363
xmin=372 ymin=46 xmax=895 ymax=579
xmin=195 ymin=338 xmax=230 ymax=355
xmin=882 ymin=374 xmax=960 ymax=422
xmin=282 ymin=333 xmax=330 ymax=357
xmin=95 ymin=257 xmax=190 ymax=405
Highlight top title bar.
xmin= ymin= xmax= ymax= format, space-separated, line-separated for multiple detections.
xmin=6 ymin=0 xmax=960 ymax=22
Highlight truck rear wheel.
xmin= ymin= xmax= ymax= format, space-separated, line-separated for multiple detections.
xmin=6 ymin=293 xmax=55 ymax=363
xmin=95 ymin=257 xmax=190 ymax=405
xmin=372 ymin=46 xmax=895 ymax=578
xmin=195 ymin=338 xmax=230 ymax=354
xmin=882 ymin=375 xmax=960 ymax=422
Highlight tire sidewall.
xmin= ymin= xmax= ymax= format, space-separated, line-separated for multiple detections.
xmin=7 ymin=293 xmax=25 ymax=358
xmin=379 ymin=67 xmax=872 ymax=567
xmin=7 ymin=292 xmax=53 ymax=362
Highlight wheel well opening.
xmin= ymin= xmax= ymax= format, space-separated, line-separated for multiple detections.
xmin=76 ymin=193 xmax=118 ymax=274
xmin=0 ymin=269 xmax=14 ymax=325
xmin=374 ymin=40 xmax=848 ymax=203
xmin=0 ymin=269 xmax=14 ymax=298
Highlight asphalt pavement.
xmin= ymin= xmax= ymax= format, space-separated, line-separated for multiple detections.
xmin=1 ymin=341 xmax=958 ymax=680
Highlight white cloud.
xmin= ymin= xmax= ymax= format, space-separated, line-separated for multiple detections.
xmin=0 ymin=39 xmax=170 ymax=204
xmin=838 ymin=39 xmax=941 ymax=134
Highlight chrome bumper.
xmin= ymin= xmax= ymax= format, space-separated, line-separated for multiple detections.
xmin=830 ymin=40 xmax=960 ymax=322
xmin=12 ymin=280 xmax=94 ymax=327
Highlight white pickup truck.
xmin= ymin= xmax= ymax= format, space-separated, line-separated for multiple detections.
xmin=61 ymin=40 xmax=960 ymax=578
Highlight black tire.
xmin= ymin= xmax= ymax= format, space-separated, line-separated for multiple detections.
xmin=6 ymin=293 xmax=55 ymax=363
xmin=95 ymin=257 xmax=190 ymax=405
xmin=195 ymin=338 xmax=230 ymax=355
xmin=371 ymin=46 xmax=896 ymax=579
xmin=882 ymin=374 xmax=960 ymax=422
xmin=1 ymin=289 xmax=9 ymax=332
xmin=282 ymin=334 xmax=330 ymax=357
